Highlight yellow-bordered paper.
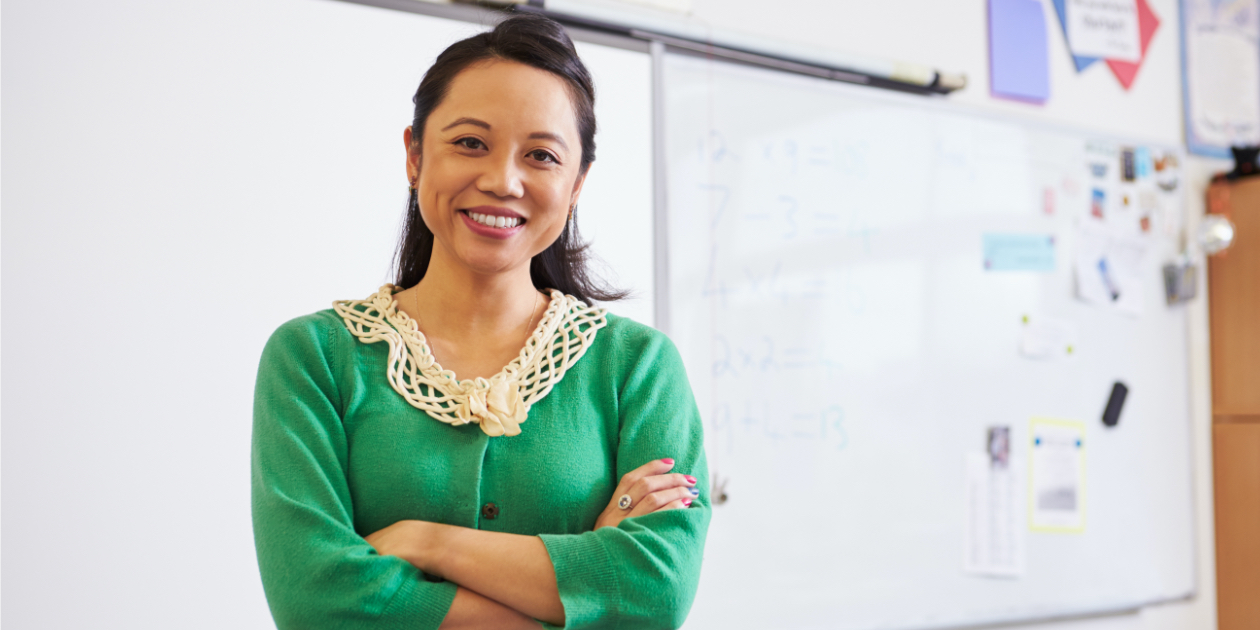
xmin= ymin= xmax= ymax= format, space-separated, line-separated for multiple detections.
xmin=1028 ymin=417 xmax=1086 ymax=533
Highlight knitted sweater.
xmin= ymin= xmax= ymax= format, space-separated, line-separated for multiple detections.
xmin=250 ymin=305 xmax=710 ymax=630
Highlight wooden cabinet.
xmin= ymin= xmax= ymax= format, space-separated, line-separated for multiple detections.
xmin=1208 ymin=176 xmax=1260 ymax=630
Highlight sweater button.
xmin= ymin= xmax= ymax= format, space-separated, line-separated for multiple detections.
xmin=481 ymin=502 xmax=499 ymax=520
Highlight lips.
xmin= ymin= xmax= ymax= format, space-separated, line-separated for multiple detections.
xmin=466 ymin=211 xmax=523 ymax=229
xmin=459 ymin=207 xmax=526 ymax=240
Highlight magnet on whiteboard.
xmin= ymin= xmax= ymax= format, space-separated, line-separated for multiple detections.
xmin=1102 ymin=382 xmax=1128 ymax=427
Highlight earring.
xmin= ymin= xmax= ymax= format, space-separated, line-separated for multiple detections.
xmin=408 ymin=177 xmax=417 ymax=192
xmin=568 ymin=205 xmax=576 ymax=221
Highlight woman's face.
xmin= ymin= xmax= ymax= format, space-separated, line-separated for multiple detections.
xmin=406 ymin=59 xmax=587 ymax=278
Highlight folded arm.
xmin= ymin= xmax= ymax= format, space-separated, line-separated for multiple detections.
xmin=441 ymin=585 xmax=547 ymax=630
xmin=360 ymin=319 xmax=710 ymax=630
xmin=366 ymin=520 xmax=565 ymax=627
xmin=366 ymin=456 xmax=699 ymax=628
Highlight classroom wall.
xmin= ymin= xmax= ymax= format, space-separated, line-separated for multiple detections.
xmin=2 ymin=1 xmax=653 ymax=628
xmin=1 ymin=0 xmax=1234 ymax=628
xmin=564 ymin=0 xmax=1221 ymax=628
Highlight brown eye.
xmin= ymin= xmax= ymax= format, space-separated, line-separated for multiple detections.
xmin=455 ymin=137 xmax=485 ymax=150
xmin=529 ymin=149 xmax=558 ymax=164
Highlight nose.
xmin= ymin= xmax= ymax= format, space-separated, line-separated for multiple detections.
xmin=476 ymin=150 xmax=525 ymax=199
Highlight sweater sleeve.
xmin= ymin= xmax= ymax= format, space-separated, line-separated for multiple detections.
xmin=251 ymin=315 xmax=458 ymax=630
xmin=538 ymin=324 xmax=711 ymax=630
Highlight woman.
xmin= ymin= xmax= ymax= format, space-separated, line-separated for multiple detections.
xmin=251 ymin=13 xmax=709 ymax=630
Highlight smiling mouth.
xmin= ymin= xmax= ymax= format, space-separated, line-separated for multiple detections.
xmin=462 ymin=210 xmax=525 ymax=229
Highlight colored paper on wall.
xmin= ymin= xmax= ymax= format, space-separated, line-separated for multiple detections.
xmin=983 ymin=233 xmax=1056 ymax=271
xmin=1051 ymin=0 xmax=1102 ymax=71
xmin=989 ymin=0 xmax=1051 ymax=103
xmin=1052 ymin=0 xmax=1158 ymax=87
xmin=1065 ymin=0 xmax=1142 ymax=62
xmin=1105 ymin=0 xmax=1160 ymax=89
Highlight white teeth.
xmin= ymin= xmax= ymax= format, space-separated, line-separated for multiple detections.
xmin=469 ymin=212 xmax=521 ymax=229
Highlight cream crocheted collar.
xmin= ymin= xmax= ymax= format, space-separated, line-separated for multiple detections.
xmin=332 ymin=284 xmax=608 ymax=437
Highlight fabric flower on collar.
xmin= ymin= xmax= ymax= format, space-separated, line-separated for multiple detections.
xmin=457 ymin=377 xmax=527 ymax=437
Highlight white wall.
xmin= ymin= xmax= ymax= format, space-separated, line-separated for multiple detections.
xmin=562 ymin=0 xmax=1223 ymax=628
xmin=1 ymin=1 xmax=650 ymax=628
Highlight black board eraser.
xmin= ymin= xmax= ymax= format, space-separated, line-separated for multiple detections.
xmin=1103 ymin=381 xmax=1128 ymax=427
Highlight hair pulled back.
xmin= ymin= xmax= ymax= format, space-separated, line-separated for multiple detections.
xmin=394 ymin=12 xmax=625 ymax=304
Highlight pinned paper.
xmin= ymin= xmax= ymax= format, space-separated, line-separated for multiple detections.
xmin=1074 ymin=225 xmax=1146 ymax=316
xmin=989 ymin=0 xmax=1051 ymax=103
xmin=983 ymin=233 xmax=1056 ymax=271
xmin=966 ymin=451 xmax=1025 ymax=577
xmin=1135 ymin=147 xmax=1152 ymax=179
xmin=1029 ymin=418 xmax=1086 ymax=532
xmin=1183 ymin=0 xmax=1260 ymax=157
xmin=1019 ymin=315 xmax=1078 ymax=360
xmin=1090 ymin=188 xmax=1106 ymax=219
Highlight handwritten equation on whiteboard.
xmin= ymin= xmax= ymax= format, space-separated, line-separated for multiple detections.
xmin=667 ymin=69 xmax=1038 ymax=468
xmin=678 ymin=123 xmax=955 ymax=458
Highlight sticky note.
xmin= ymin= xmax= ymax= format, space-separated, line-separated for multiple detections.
xmin=983 ymin=233 xmax=1056 ymax=271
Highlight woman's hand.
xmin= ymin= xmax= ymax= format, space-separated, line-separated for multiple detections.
xmin=365 ymin=520 xmax=439 ymax=574
xmin=593 ymin=458 xmax=698 ymax=531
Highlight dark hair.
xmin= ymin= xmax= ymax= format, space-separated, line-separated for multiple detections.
xmin=393 ymin=13 xmax=626 ymax=304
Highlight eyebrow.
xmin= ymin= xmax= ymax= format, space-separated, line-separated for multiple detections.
xmin=440 ymin=117 xmax=570 ymax=152
xmin=441 ymin=117 xmax=490 ymax=131
xmin=528 ymin=132 xmax=569 ymax=151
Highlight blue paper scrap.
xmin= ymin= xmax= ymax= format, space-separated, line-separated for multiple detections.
xmin=1135 ymin=146 xmax=1152 ymax=179
xmin=989 ymin=0 xmax=1051 ymax=102
xmin=983 ymin=233 xmax=1057 ymax=272
xmin=1051 ymin=0 xmax=1101 ymax=72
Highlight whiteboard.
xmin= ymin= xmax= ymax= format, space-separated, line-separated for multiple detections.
xmin=661 ymin=53 xmax=1196 ymax=630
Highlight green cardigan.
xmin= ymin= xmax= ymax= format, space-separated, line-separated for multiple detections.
xmin=251 ymin=306 xmax=710 ymax=630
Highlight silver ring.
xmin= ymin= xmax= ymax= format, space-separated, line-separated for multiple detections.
xmin=617 ymin=494 xmax=633 ymax=510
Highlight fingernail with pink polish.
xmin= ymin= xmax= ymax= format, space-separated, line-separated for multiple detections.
xmin=684 ymin=475 xmax=697 ymax=484
xmin=683 ymin=498 xmax=693 ymax=506
xmin=661 ymin=458 xmax=675 ymax=465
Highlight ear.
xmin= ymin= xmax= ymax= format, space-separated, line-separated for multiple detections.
xmin=569 ymin=165 xmax=591 ymax=209
xmin=403 ymin=126 xmax=421 ymax=185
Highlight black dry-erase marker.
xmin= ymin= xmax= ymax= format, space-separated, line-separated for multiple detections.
xmin=1102 ymin=381 xmax=1128 ymax=427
